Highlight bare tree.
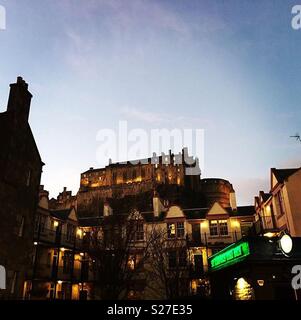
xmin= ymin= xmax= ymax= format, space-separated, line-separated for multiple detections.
xmin=87 ymin=211 xmax=154 ymax=300
xmin=145 ymin=227 xmax=190 ymax=299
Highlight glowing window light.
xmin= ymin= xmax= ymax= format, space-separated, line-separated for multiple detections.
xmin=77 ymin=228 xmax=83 ymax=237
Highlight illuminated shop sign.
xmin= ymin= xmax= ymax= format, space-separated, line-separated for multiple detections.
xmin=209 ymin=241 xmax=250 ymax=271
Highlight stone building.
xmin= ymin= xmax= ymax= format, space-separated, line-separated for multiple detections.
xmin=78 ymin=191 xmax=255 ymax=299
xmin=255 ymin=167 xmax=301 ymax=237
xmin=23 ymin=186 xmax=94 ymax=300
xmin=0 ymin=77 xmax=43 ymax=299
xmin=77 ymin=148 xmax=202 ymax=217
xmin=28 ymin=170 xmax=255 ymax=300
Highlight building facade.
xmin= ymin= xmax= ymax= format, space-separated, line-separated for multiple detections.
xmin=0 ymin=77 xmax=43 ymax=299
xmin=23 ymin=186 xmax=95 ymax=300
xmin=77 ymin=181 xmax=255 ymax=300
xmin=77 ymin=149 xmax=201 ymax=217
xmin=255 ymin=167 xmax=301 ymax=237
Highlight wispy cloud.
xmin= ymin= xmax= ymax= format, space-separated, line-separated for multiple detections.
xmin=60 ymin=0 xmax=189 ymax=36
xmin=120 ymin=105 xmax=211 ymax=128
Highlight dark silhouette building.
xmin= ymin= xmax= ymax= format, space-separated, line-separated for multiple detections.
xmin=0 ymin=77 xmax=43 ymax=299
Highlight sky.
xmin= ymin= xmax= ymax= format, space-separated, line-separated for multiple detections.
xmin=0 ymin=0 xmax=300 ymax=204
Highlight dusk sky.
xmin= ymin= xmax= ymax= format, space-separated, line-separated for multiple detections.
xmin=0 ymin=0 xmax=300 ymax=204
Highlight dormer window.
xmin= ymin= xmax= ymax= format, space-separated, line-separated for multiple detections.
xmin=167 ymin=222 xmax=185 ymax=239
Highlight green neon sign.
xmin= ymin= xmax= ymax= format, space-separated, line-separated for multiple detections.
xmin=209 ymin=241 xmax=250 ymax=271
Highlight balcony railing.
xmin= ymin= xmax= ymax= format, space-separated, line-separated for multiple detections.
xmin=34 ymin=227 xmax=83 ymax=250
xmin=33 ymin=262 xmax=95 ymax=282
xmin=187 ymin=231 xmax=242 ymax=247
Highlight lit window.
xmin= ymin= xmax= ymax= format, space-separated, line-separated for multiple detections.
xmin=209 ymin=220 xmax=218 ymax=236
xmin=128 ymin=257 xmax=135 ymax=270
xmin=167 ymin=222 xmax=184 ymax=238
xmin=177 ymin=222 xmax=185 ymax=238
xmin=167 ymin=223 xmax=176 ymax=238
xmin=209 ymin=220 xmax=228 ymax=236
xmin=219 ymin=220 xmax=228 ymax=236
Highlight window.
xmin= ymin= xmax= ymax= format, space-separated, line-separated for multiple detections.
xmin=177 ymin=222 xmax=185 ymax=238
xmin=167 ymin=222 xmax=185 ymax=239
xmin=66 ymin=224 xmax=76 ymax=242
xmin=168 ymin=250 xmax=187 ymax=269
xmin=277 ymin=191 xmax=286 ymax=217
xmin=136 ymin=222 xmax=144 ymax=241
xmin=63 ymin=252 xmax=72 ymax=274
xmin=209 ymin=220 xmax=228 ymax=236
xmin=51 ymin=219 xmax=58 ymax=230
xmin=167 ymin=223 xmax=176 ymax=238
xmin=49 ymin=283 xmax=55 ymax=299
xmin=123 ymin=171 xmax=127 ymax=182
xmin=40 ymin=215 xmax=46 ymax=233
xmin=219 ymin=220 xmax=228 ymax=236
xmin=128 ymin=257 xmax=135 ymax=270
xmin=209 ymin=220 xmax=218 ymax=236
xmin=141 ymin=168 xmax=146 ymax=178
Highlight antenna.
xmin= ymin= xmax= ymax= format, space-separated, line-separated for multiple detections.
xmin=290 ymin=133 xmax=301 ymax=142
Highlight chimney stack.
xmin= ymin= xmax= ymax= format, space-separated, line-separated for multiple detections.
xmin=153 ymin=191 xmax=165 ymax=217
xmin=230 ymin=191 xmax=237 ymax=211
xmin=7 ymin=76 xmax=33 ymax=123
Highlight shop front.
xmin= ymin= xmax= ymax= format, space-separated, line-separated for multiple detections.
xmin=208 ymin=235 xmax=301 ymax=300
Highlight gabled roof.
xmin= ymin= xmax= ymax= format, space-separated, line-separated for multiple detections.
xmin=50 ymin=208 xmax=72 ymax=221
xmin=232 ymin=205 xmax=255 ymax=217
xmin=260 ymin=191 xmax=271 ymax=203
xmin=271 ymin=168 xmax=300 ymax=184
